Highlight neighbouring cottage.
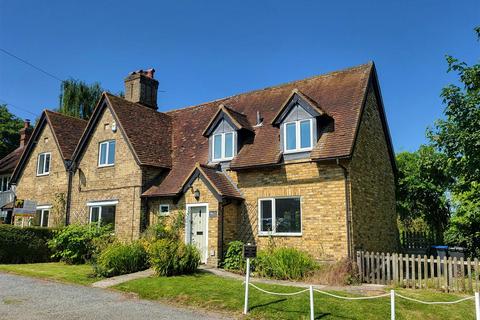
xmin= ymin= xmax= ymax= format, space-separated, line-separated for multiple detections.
xmin=9 ymin=111 xmax=86 ymax=227
xmin=0 ymin=120 xmax=32 ymax=224
xmin=9 ymin=62 xmax=399 ymax=265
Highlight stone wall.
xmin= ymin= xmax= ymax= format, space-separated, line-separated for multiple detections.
xmin=349 ymin=85 xmax=399 ymax=254
xmin=69 ymin=106 xmax=144 ymax=240
xmin=15 ymin=123 xmax=68 ymax=227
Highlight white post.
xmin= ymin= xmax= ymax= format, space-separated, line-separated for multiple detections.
xmin=243 ymin=257 xmax=250 ymax=315
xmin=309 ymin=285 xmax=314 ymax=320
xmin=475 ymin=292 xmax=480 ymax=320
xmin=390 ymin=290 xmax=395 ymax=320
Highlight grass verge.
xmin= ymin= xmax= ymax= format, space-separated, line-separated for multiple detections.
xmin=0 ymin=262 xmax=100 ymax=285
xmin=115 ymin=272 xmax=476 ymax=320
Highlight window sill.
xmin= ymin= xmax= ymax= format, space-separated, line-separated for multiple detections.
xmin=211 ymin=158 xmax=233 ymax=163
xmin=283 ymin=148 xmax=313 ymax=155
xmin=98 ymin=164 xmax=115 ymax=168
xmin=36 ymin=173 xmax=50 ymax=177
xmin=258 ymin=232 xmax=302 ymax=237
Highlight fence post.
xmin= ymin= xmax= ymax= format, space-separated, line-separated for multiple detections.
xmin=475 ymin=292 xmax=479 ymax=320
xmin=390 ymin=290 xmax=395 ymax=320
xmin=243 ymin=257 xmax=250 ymax=314
xmin=309 ymin=285 xmax=314 ymax=320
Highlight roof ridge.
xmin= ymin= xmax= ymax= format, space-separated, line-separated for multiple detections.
xmin=165 ymin=62 xmax=373 ymax=114
xmin=44 ymin=109 xmax=88 ymax=123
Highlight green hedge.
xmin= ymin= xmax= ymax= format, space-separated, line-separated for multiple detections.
xmin=0 ymin=224 xmax=56 ymax=264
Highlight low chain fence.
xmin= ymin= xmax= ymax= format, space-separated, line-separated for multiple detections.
xmin=244 ymin=281 xmax=480 ymax=320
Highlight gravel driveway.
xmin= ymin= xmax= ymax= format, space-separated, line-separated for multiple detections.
xmin=0 ymin=273 xmax=228 ymax=320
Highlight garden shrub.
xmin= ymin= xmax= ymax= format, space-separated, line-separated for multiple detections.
xmin=222 ymin=240 xmax=245 ymax=272
xmin=148 ymin=239 xmax=200 ymax=276
xmin=253 ymin=247 xmax=318 ymax=280
xmin=48 ymin=224 xmax=114 ymax=264
xmin=94 ymin=241 xmax=148 ymax=277
xmin=0 ymin=225 xmax=56 ymax=264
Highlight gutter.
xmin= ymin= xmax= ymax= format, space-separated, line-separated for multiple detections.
xmin=336 ymin=158 xmax=353 ymax=259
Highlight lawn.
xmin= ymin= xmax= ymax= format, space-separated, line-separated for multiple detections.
xmin=0 ymin=262 xmax=100 ymax=285
xmin=115 ymin=272 xmax=476 ymax=320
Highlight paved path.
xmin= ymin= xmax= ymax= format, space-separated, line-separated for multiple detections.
xmin=0 ymin=273 xmax=227 ymax=320
xmin=91 ymin=269 xmax=155 ymax=288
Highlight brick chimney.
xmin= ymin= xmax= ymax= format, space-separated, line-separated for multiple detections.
xmin=124 ymin=68 xmax=159 ymax=110
xmin=19 ymin=120 xmax=32 ymax=148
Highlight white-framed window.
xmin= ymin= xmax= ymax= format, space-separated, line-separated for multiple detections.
xmin=0 ymin=175 xmax=10 ymax=192
xmin=283 ymin=119 xmax=313 ymax=153
xmin=33 ymin=206 xmax=51 ymax=227
xmin=98 ymin=140 xmax=116 ymax=167
xmin=212 ymin=132 xmax=235 ymax=162
xmin=159 ymin=204 xmax=170 ymax=216
xmin=258 ymin=197 xmax=302 ymax=236
xmin=89 ymin=204 xmax=116 ymax=227
xmin=36 ymin=152 xmax=51 ymax=176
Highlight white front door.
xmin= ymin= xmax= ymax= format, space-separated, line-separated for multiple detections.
xmin=187 ymin=204 xmax=208 ymax=263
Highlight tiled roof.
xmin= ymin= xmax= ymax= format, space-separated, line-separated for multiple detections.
xmin=0 ymin=147 xmax=24 ymax=175
xmin=197 ymin=164 xmax=243 ymax=199
xmin=105 ymin=93 xmax=172 ymax=168
xmin=45 ymin=110 xmax=87 ymax=160
xmin=143 ymin=62 xmax=376 ymax=196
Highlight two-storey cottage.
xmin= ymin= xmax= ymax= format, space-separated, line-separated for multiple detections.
xmin=11 ymin=62 xmax=399 ymax=265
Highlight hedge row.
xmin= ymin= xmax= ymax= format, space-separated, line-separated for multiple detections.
xmin=0 ymin=224 xmax=56 ymax=264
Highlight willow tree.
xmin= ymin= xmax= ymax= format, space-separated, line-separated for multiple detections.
xmin=58 ymin=79 xmax=103 ymax=120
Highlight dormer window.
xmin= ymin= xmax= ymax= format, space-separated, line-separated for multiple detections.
xmin=284 ymin=119 xmax=313 ymax=153
xmin=272 ymin=89 xmax=329 ymax=157
xmin=212 ymin=131 xmax=235 ymax=162
xmin=203 ymin=104 xmax=253 ymax=163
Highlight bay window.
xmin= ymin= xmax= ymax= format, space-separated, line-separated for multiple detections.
xmin=259 ymin=197 xmax=302 ymax=235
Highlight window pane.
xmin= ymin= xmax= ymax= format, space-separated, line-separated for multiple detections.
xmin=32 ymin=210 xmax=42 ymax=226
xmin=108 ymin=141 xmax=116 ymax=164
xmin=101 ymin=206 xmax=115 ymax=226
xmin=44 ymin=154 xmax=50 ymax=173
xmin=224 ymin=133 xmax=234 ymax=158
xmin=38 ymin=154 xmax=45 ymax=174
xmin=90 ymin=207 xmax=100 ymax=223
xmin=160 ymin=205 xmax=169 ymax=214
xmin=260 ymin=200 xmax=273 ymax=232
xmin=275 ymin=198 xmax=301 ymax=233
xmin=41 ymin=210 xmax=49 ymax=227
xmin=213 ymin=135 xmax=222 ymax=159
xmin=99 ymin=143 xmax=107 ymax=165
xmin=285 ymin=123 xmax=296 ymax=150
xmin=300 ymin=120 xmax=311 ymax=149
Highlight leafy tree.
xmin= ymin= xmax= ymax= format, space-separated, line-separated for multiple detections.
xmin=0 ymin=104 xmax=24 ymax=159
xmin=428 ymin=26 xmax=480 ymax=256
xmin=396 ymin=145 xmax=451 ymax=241
xmin=58 ymin=79 xmax=103 ymax=120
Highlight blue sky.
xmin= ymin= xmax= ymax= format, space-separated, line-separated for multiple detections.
xmin=0 ymin=1 xmax=478 ymax=152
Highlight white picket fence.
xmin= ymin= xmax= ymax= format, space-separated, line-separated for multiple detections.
xmin=242 ymin=257 xmax=480 ymax=319
xmin=357 ymin=251 xmax=480 ymax=292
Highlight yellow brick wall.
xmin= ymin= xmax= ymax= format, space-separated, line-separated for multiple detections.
xmin=349 ymin=86 xmax=399 ymax=254
xmin=69 ymin=106 xmax=144 ymax=240
xmin=15 ymin=123 xmax=68 ymax=227
xmin=229 ymin=162 xmax=348 ymax=261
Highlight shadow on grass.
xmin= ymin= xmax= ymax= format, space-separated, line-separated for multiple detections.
xmin=249 ymin=298 xmax=287 ymax=310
